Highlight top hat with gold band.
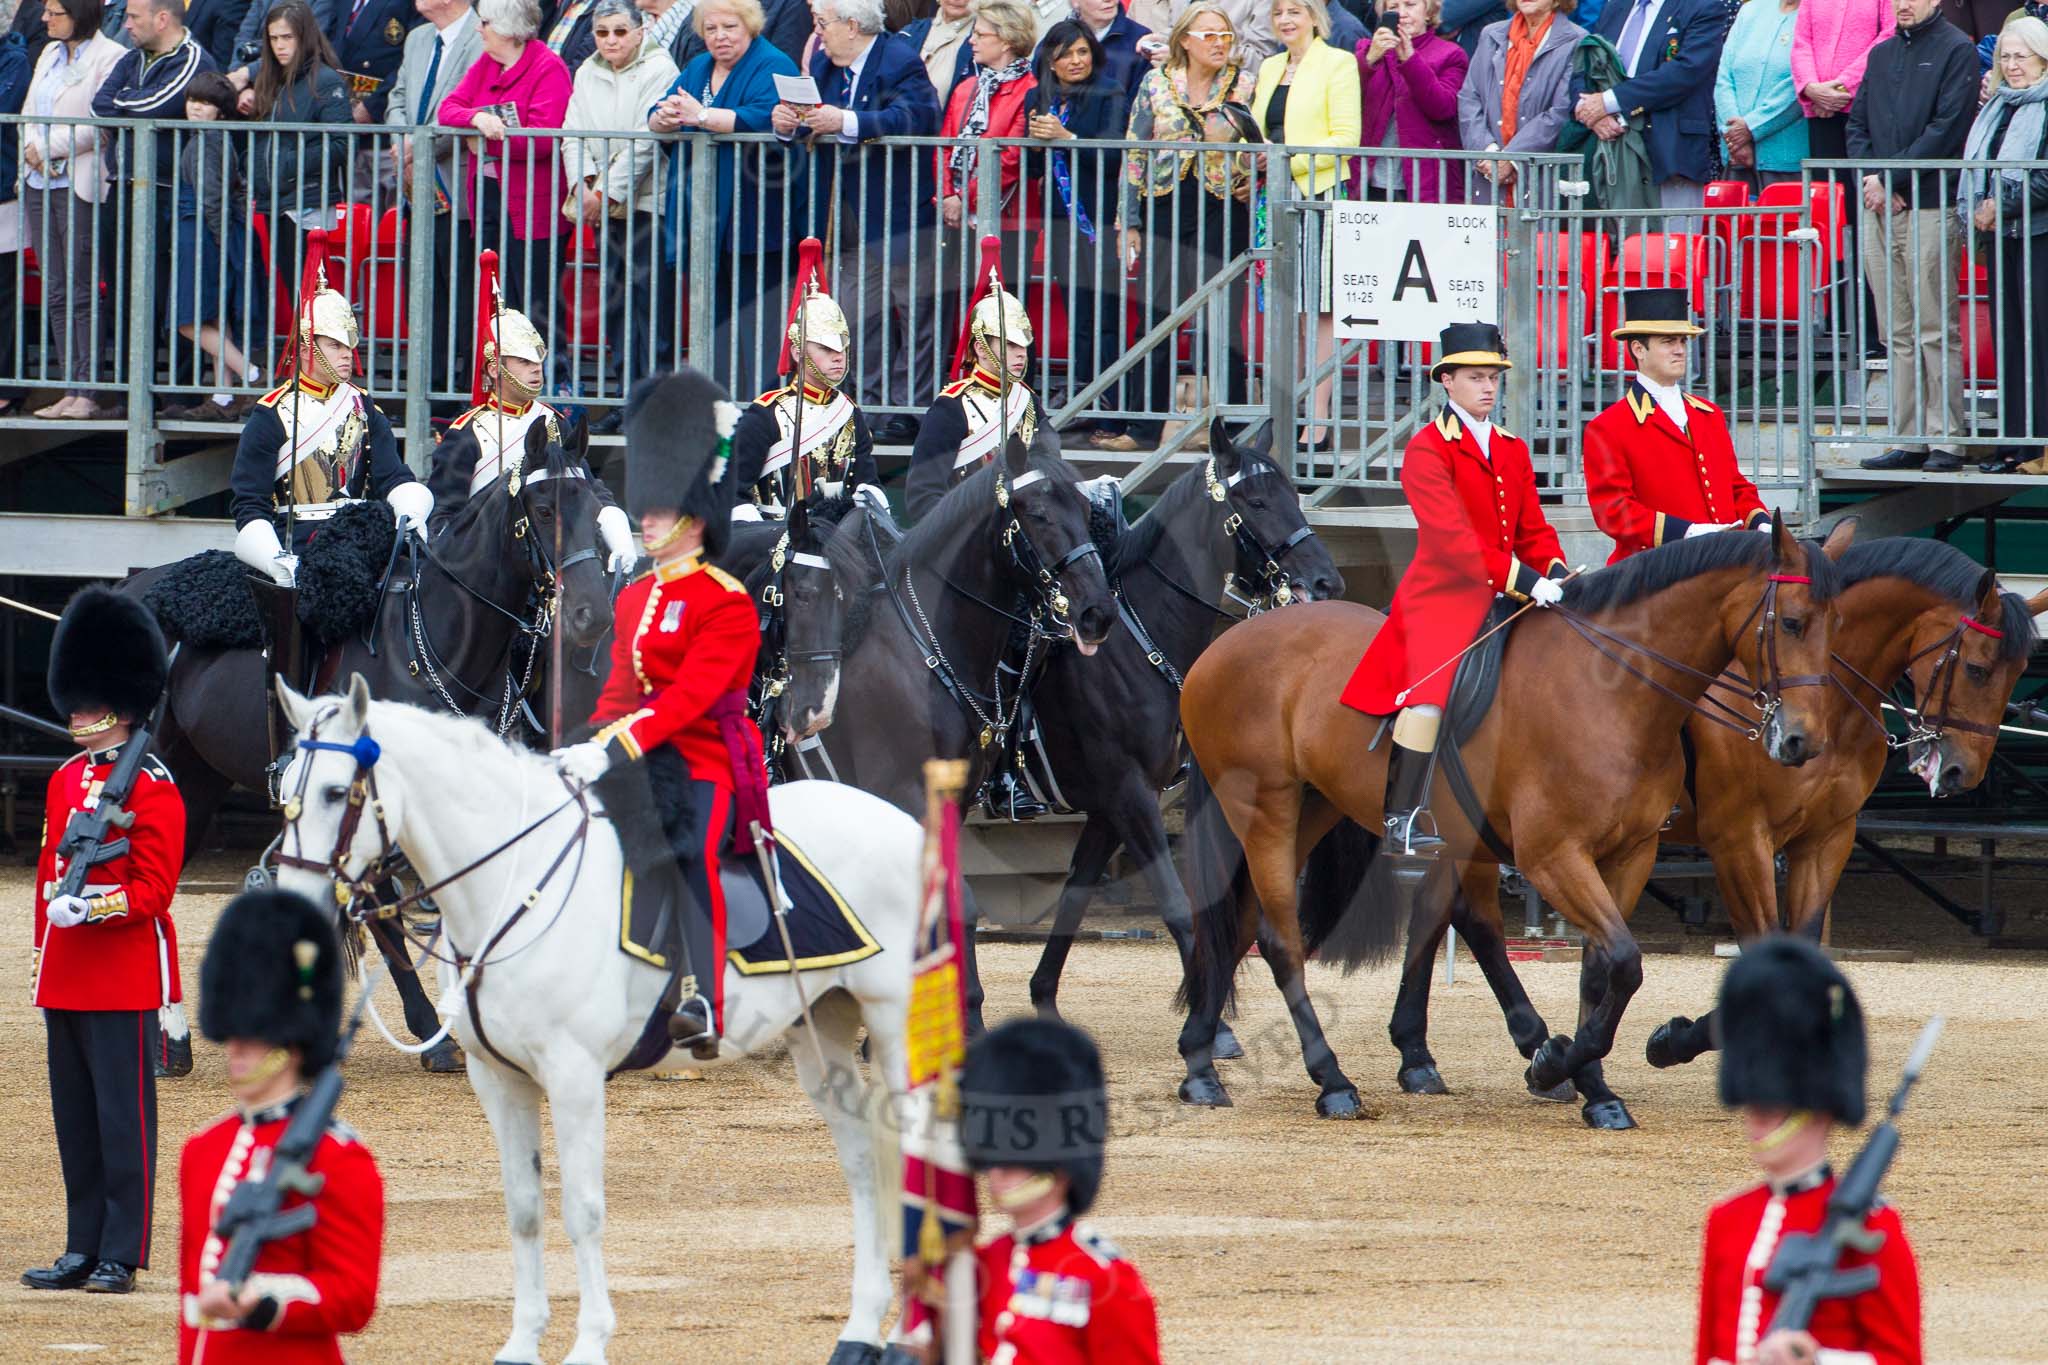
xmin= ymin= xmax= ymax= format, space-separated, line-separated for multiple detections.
xmin=1611 ymin=287 xmax=1706 ymax=339
xmin=1430 ymin=322 xmax=1512 ymax=380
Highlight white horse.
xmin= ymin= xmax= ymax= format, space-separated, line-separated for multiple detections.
xmin=274 ymin=676 xmax=923 ymax=1365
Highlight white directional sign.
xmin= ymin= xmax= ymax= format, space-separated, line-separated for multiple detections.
xmin=1328 ymin=200 xmax=1500 ymax=342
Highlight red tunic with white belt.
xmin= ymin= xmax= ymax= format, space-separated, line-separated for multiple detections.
xmin=1341 ymin=407 xmax=1567 ymax=714
xmin=33 ymin=744 xmax=187 ymax=1011
xmin=974 ymin=1215 xmax=1161 ymax=1365
xmin=1584 ymin=381 xmax=1769 ymax=564
xmin=178 ymin=1099 xmax=385 ymax=1365
xmin=588 ymin=550 xmax=762 ymax=785
xmin=1694 ymin=1168 xmax=1922 ymax=1365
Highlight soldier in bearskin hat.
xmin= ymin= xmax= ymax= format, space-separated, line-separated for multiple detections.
xmin=1695 ymin=937 xmax=1923 ymax=1365
xmin=960 ymin=1017 xmax=1161 ymax=1363
xmin=552 ymin=368 xmax=763 ymax=1054
xmin=23 ymin=587 xmax=187 ymax=1296
xmin=179 ymin=890 xmax=384 ymax=1362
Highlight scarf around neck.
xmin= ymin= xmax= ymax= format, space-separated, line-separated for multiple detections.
xmin=1959 ymin=76 xmax=2048 ymax=234
xmin=950 ymin=57 xmax=1033 ymax=180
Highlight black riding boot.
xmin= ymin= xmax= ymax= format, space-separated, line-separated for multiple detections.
xmin=982 ymin=662 xmax=1047 ymax=821
xmin=592 ymin=760 xmax=721 ymax=1056
xmin=1382 ymin=742 xmax=1443 ymax=861
xmin=250 ymin=575 xmax=307 ymax=789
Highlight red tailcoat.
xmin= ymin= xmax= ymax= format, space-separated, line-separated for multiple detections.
xmin=590 ymin=551 xmax=761 ymax=787
xmin=1341 ymin=409 xmax=1566 ymax=714
xmin=975 ymin=1217 xmax=1161 ymax=1365
xmin=33 ymin=745 xmax=186 ymax=1012
xmin=178 ymin=1101 xmax=385 ymax=1365
xmin=1584 ymin=382 xmax=1769 ymax=564
xmin=1695 ymin=1174 xmax=1922 ymax=1365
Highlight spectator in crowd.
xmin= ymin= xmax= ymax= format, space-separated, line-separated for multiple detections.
xmin=223 ymin=0 xmax=339 ymax=96
xmin=440 ymin=0 xmax=573 ymax=360
xmin=331 ymin=0 xmax=421 ymax=118
xmin=1459 ymin=0 xmax=1584 ymax=205
xmin=1943 ymin=0 xmax=2014 ymax=40
xmin=1571 ymin=0 xmax=1732 ymax=212
xmin=1209 ymin=0 xmax=1279 ymax=58
xmin=0 ymin=14 xmax=33 ymax=415
xmin=1960 ymin=15 xmax=2048 ymax=472
xmin=22 ymin=0 xmax=123 ymax=419
xmin=1110 ymin=2 xmax=1257 ymax=452
xmin=1791 ymin=0 xmax=1890 ymax=164
xmin=1438 ymin=0 xmax=1507 ymax=55
xmin=541 ymin=0 xmax=601 ymax=76
xmin=385 ymin=0 xmax=484 ymax=402
xmin=93 ymin=0 xmax=216 ymax=186
xmin=1714 ymin=0 xmax=1806 ymax=191
xmin=562 ymin=0 xmax=675 ymax=417
xmin=1849 ymin=0 xmax=1975 ymax=470
xmin=1255 ymin=0 xmax=1358 ymax=447
xmin=186 ymin=0 xmax=256 ymax=68
xmin=246 ymin=0 xmax=354 ymax=298
xmin=773 ymin=0 xmax=942 ymax=435
xmin=663 ymin=0 xmax=808 ymax=67
xmin=654 ymin=0 xmax=799 ymax=398
xmin=906 ymin=0 xmax=976 ymax=103
xmin=938 ymin=1 xmax=1038 ymax=246
xmin=163 ymin=73 xmax=264 ymax=420
xmin=1066 ymin=0 xmax=1153 ymax=95
xmin=1022 ymin=19 xmax=1127 ymax=427
xmin=1356 ymin=0 xmax=1468 ymax=202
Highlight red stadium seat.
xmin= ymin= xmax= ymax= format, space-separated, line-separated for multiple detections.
xmin=21 ymin=245 xmax=40 ymax=309
xmin=1959 ymin=260 xmax=1996 ymax=384
xmin=1532 ymin=230 xmax=1611 ymax=374
xmin=360 ymin=207 xmax=407 ymax=342
xmin=561 ymin=224 xmax=606 ymax=363
xmin=1703 ymin=181 xmax=1751 ymax=294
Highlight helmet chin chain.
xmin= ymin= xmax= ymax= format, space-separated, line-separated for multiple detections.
xmin=497 ymin=361 xmax=541 ymax=407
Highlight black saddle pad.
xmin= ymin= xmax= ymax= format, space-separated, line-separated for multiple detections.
xmin=615 ymin=833 xmax=880 ymax=975
xmin=144 ymin=501 xmax=397 ymax=649
xmin=1443 ymin=595 xmax=1520 ymax=750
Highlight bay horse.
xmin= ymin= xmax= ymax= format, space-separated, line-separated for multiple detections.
xmin=1175 ymin=520 xmax=1842 ymax=1127
xmin=1022 ymin=426 xmax=1343 ymax=1046
xmin=123 ymin=421 xmax=613 ymax=1067
xmin=274 ymin=677 xmax=926 ymax=1365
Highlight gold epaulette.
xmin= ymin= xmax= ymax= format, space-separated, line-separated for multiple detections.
xmin=705 ymin=564 xmax=746 ymax=594
xmin=255 ymin=382 xmax=294 ymax=410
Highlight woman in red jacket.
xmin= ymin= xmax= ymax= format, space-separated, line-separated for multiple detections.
xmin=1340 ymin=323 xmax=1566 ymax=860
xmin=937 ymin=1 xmax=1039 ymax=233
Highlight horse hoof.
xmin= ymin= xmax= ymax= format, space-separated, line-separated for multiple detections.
xmin=1397 ymin=1065 xmax=1449 ymax=1095
xmin=825 ymin=1342 xmax=884 ymax=1365
xmin=1581 ymin=1098 xmax=1638 ymax=1131
xmin=1645 ymin=1018 xmax=1692 ymax=1070
xmin=1178 ymin=1074 xmax=1233 ymax=1108
xmin=1212 ymin=1023 xmax=1245 ymax=1062
xmin=1527 ymin=1077 xmax=1577 ymax=1103
xmin=1316 ymin=1088 xmax=1374 ymax=1120
xmin=419 ymin=1038 xmax=465 ymax=1074
xmin=1524 ymin=1035 xmax=1573 ymax=1093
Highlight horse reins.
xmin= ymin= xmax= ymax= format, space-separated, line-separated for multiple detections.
xmin=1823 ymin=614 xmax=2006 ymax=749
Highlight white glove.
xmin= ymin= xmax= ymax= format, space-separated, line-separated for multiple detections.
xmin=730 ymin=503 xmax=765 ymax=523
xmin=551 ymin=742 xmax=611 ymax=784
xmin=1530 ymin=576 xmax=1565 ymax=607
xmin=1683 ymin=521 xmax=1732 ymax=539
xmin=855 ymin=484 xmax=890 ymax=513
xmin=386 ymin=480 xmax=434 ymax=536
xmin=234 ymin=518 xmax=297 ymax=586
xmin=596 ymin=504 xmax=638 ymax=574
xmin=45 ymin=894 xmax=89 ymax=929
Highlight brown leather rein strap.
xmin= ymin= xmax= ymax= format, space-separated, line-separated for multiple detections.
xmin=1820 ymin=616 xmax=2006 ymax=746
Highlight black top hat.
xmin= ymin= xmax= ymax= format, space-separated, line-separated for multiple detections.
xmin=1716 ymin=936 xmax=1868 ymax=1127
xmin=960 ymin=1017 xmax=1109 ymax=1215
xmin=1612 ymin=287 xmax=1705 ymax=339
xmin=622 ymin=367 xmax=738 ymax=557
xmin=46 ymin=585 xmax=169 ymax=724
xmin=200 ymin=889 xmax=346 ymax=1074
xmin=1431 ymin=322 xmax=1512 ymax=380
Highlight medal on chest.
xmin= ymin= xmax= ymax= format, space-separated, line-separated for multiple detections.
xmin=659 ymin=600 xmax=685 ymax=633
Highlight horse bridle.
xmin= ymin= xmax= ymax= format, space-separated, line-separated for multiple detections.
xmin=1563 ymin=572 xmax=1829 ymax=742
xmin=755 ymin=525 xmax=846 ymax=770
xmin=996 ymin=468 xmax=1104 ymax=639
xmin=1825 ymin=613 xmax=2006 ymax=749
xmin=1205 ymin=458 xmax=1316 ymax=615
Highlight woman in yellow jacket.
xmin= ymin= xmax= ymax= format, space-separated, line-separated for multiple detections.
xmin=1253 ymin=0 xmax=1361 ymax=452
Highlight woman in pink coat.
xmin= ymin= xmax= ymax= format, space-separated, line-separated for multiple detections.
xmin=1356 ymin=0 xmax=1470 ymax=202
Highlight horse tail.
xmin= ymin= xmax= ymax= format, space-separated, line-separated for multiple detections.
xmin=1174 ymin=761 xmax=1250 ymax=1019
xmin=1297 ymin=816 xmax=1404 ymax=973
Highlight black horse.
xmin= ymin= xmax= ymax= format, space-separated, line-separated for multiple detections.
xmin=1022 ymin=424 xmax=1343 ymax=1044
xmin=123 ymin=421 xmax=613 ymax=1066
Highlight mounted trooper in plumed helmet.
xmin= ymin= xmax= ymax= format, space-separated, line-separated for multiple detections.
xmin=904 ymin=239 xmax=1045 ymax=521
xmin=426 ymin=252 xmax=638 ymax=573
xmin=729 ymin=238 xmax=882 ymax=522
xmin=228 ymin=229 xmax=432 ymax=721
xmin=959 ymin=1018 xmax=1162 ymax=1359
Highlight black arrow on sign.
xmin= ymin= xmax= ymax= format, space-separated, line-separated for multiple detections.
xmin=1340 ymin=314 xmax=1379 ymax=327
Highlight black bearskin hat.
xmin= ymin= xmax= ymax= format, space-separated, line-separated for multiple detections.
xmin=1717 ymin=936 xmax=1868 ymax=1127
xmin=46 ymin=585 xmax=169 ymax=723
xmin=960 ymin=1017 xmax=1108 ymax=1215
xmin=623 ymin=368 xmax=737 ymax=558
xmin=200 ymin=890 xmax=345 ymax=1074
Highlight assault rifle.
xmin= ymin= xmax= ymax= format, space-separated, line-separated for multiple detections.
xmin=54 ymin=677 xmax=174 ymax=900
xmin=1762 ymin=1016 xmax=1944 ymax=1333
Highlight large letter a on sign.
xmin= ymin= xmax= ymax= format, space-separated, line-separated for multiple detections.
xmin=1393 ymin=240 xmax=1437 ymax=302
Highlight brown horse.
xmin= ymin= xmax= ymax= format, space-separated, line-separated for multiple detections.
xmin=1378 ymin=533 xmax=2044 ymax=1102
xmin=1174 ymin=519 xmax=1842 ymax=1127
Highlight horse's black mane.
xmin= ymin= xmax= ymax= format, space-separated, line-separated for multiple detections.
xmin=1109 ymin=446 xmax=1289 ymax=579
xmin=1838 ymin=536 xmax=2039 ymax=662
xmin=835 ymin=502 xmax=900 ymax=662
xmin=887 ymin=446 xmax=1075 ymax=578
xmin=737 ymin=493 xmax=858 ymax=598
xmin=1562 ymin=527 xmax=1841 ymax=615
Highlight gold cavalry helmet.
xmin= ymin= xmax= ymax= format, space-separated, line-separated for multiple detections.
xmin=970 ymin=287 xmax=1032 ymax=367
xmin=303 ymin=284 xmax=360 ymax=352
xmin=487 ymin=308 xmax=547 ymax=367
xmin=788 ymin=290 xmax=850 ymax=357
